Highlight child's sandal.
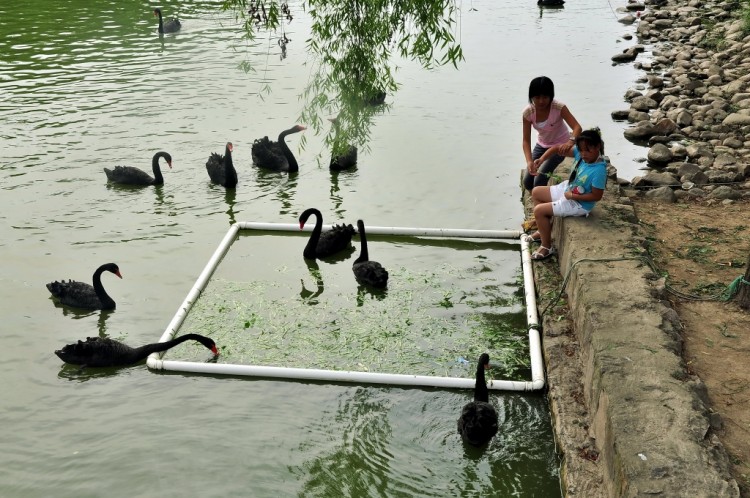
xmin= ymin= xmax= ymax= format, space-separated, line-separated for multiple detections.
xmin=531 ymin=246 xmax=556 ymax=261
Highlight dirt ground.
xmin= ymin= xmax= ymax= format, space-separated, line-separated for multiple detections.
xmin=632 ymin=196 xmax=750 ymax=495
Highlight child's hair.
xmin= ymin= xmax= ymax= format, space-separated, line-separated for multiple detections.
xmin=575 ymin=127 xmax=605 ymax=154
xmin=528 ymin=76 xmax=555 ymax=103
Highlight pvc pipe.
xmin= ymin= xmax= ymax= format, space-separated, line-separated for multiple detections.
xmin=238 ymin=221 xmax=522 ymax=239
xmin=148 ymin=358 xmax=539 ymax=391
xmin=148 ymin=222 xmax=546 ymax=392
xmin=150 ymin=224 xmax=239 ymax=346
xmin=520 ymin=235 xmax=546 ymax=390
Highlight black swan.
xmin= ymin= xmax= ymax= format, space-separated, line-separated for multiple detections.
xmin=538 ymin=0 xmax=565 ymax=6
xmin=327 ymin=117 xmax=358 ymax=171
xmin=55 ymin=334 xmax=218 ymax=368
xmin=352 ymin=219 xmax=388 ymax=289
xmin=457 ymin=353 xmax=499 ymax=447
xmin=104 ymin=151 xmax=172 ymax=186
xmin=154 ymin=8 xmax=181 ymax=34
xmin=252 ymin=124 xmax=306 ymax=172
xmin=298 ymin=207 xmax=356 ymax=260
xmin=365 ymin=90 xmax=386 ymax=106
xmin=46 ymin=263 xmax=122 ymax=311
xmin=206 ymin=142 xmax=237 ymax=188
xmin=330 ymin=144 xmax=357 ymax=171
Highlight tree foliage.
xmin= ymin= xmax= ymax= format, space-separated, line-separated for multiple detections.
xmin=221 ymin=0 xmax=463 ymax=158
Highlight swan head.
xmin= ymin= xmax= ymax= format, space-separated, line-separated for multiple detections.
xmin=298 ymin=207 xmax=319 ymax=229
xmin=102 ymin=263 xmax=123 ymax=279
xmin=478 ymin=353 xmax=490 ymax=369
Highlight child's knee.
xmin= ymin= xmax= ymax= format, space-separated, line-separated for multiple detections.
xmin=533 ymin=202 xmax=552 ymax=217
xmin=530 ymin=186 xmax=547 ymax=203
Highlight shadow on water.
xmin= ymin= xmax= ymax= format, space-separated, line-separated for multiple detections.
xmin=299 ymin=259 xmax=325 ymax=304
xmin=537 ymin=0 xmax=565 ymax=19
xmin=329 ymin=168 xmax=358 ymax=218
xmin=96 ymin=310 xmax=113 ymax=336
xmin=49 ymin=301 xmax=114 ymax=337
xmin=253 ymin=167 xmax=299 ymax=217
xmin=223 ymin=188 xmax=237 ymax=225
xmin=314 ymin=244 xmax=356 ymax=264
xmin=355 ymin=284 xmax=387 ymax=306
xmin=56 ymin=363 xmax=124 ymax=381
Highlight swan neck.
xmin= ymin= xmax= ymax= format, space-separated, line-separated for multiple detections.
xmin=278 ymin=130 xmax=299 ymax=172
xmin=93 ymin=266 xmax=115 ymax=308
xmin=354 ymin=224 xmax=369 ymax=263
xmin=134 ymin=334 xmax=195 ymax=359
xmin=152 ymin=153 xmax=165 ymax=184
xmin=303 ymin=210 xmax=322 ymax=258
xmin=224 ymin=148 xmax=237 ymax=187
xmin=474 ymin=364 xmax=489 ymax=402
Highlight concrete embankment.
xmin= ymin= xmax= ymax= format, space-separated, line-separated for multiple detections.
xmin=526 ymin=167 xmax=739 ymax=496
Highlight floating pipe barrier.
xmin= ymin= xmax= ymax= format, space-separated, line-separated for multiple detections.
xmin=148 ymin=223 xmax=546 ymax=392
xmin=237 ymin=221 xmax=523 ymax=240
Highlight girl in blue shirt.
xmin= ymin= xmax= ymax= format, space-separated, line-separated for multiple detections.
xmin=527 ymin=128 xmax=607 ymax=260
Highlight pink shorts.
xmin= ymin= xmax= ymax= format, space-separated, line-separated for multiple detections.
xmin=550 ymin=181 xmax=589 ymax=217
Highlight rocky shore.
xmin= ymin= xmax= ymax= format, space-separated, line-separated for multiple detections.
xmin=611 ymin=0 xmax=750 ymax=203
xmin=524 ymin=1 xmax=750 ymax=495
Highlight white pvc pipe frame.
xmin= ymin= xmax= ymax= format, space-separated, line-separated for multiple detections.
xmin=147 ymin=222 xmax=545 ymax=392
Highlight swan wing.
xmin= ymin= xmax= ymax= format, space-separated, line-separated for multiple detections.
xmin=104 ymin=166 xmax=154 ymax=185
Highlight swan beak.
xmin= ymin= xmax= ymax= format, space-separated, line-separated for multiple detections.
xmin=211 ymin=346 xmax=219 ymax=355
xmin=167 ymin=161 xmax=173 ymax=169
xmin=299 ymin=222 xmax=305 ymax=230
xmin=115 ymin=270 xmax=123 ymax=279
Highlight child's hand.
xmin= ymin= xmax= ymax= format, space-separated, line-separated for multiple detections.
xmin=527 ymin=160 xmax=537 ymax=176
xmin=558 ymin=141 xmax=575 ymax=155
xmin=530 ymin=159 xmax=542 ymax=175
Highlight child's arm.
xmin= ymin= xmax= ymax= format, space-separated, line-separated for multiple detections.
xmin=564 ymin=187 xmax=604 ymax=203
xmin=557 ymin=106 xmax=582 ymax=155
xmin=522 ymin=118 xmax=534 ymax=170
xmin=531 ymin=144 xmax=574 ymax=174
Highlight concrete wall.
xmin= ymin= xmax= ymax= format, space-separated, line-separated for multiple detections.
xmin=528 ymin=169 xmax=739 ymax=496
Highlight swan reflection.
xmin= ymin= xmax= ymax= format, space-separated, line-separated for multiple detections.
xmin=299 ymin=259 xmax=324 ymax=304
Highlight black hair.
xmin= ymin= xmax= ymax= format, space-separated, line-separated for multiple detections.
xmin=528 ymin=76 xmax=555 ymax=103
xmin=575 ymin=127 xmax=605 ymax=154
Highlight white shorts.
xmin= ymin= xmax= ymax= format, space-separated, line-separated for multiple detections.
xmin=550 ymin=181 xmax=589 ymax=217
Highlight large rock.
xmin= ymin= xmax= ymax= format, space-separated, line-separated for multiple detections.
xmin=686 ymin=144 xmax=713 ymax=159
xmin=639 ymin=170 xmax=680 ymax=187
xmin=708 ymin=186 xmax=740 ymax=200
xmin=645 ymin=186 xmax=677 ymax=202
xmin=706 ymin=170 xmax=740 ymax=184
xmin=722 ymin=113 xmax=750 ymax=126
xmin=612 ymin=48 xmax=639 ymax=63
xmin=653 ymin=117 xmax=678 ymax=135
xmin=678 ymin=162 xmax=703 ymax=177
xmin=631 ymin=96 xmax=659 ymax=111
xmin=676 ymin=110 xmax=693 ymax=126
xmin=624 ymin=121 xmax=657 ymax=140
xmin=647 ymin=143 xmax=673 ymax=163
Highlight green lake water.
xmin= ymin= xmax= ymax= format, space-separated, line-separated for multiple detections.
xmin=0 ymin=0 xmax=643 ymax=495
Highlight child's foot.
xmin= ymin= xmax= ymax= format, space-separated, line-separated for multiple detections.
xmin=531 ymin=246 xmax=556 ymax=261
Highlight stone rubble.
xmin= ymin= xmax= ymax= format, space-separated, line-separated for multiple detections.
xmin=611 ymin=0 xmax=750 ymax=201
